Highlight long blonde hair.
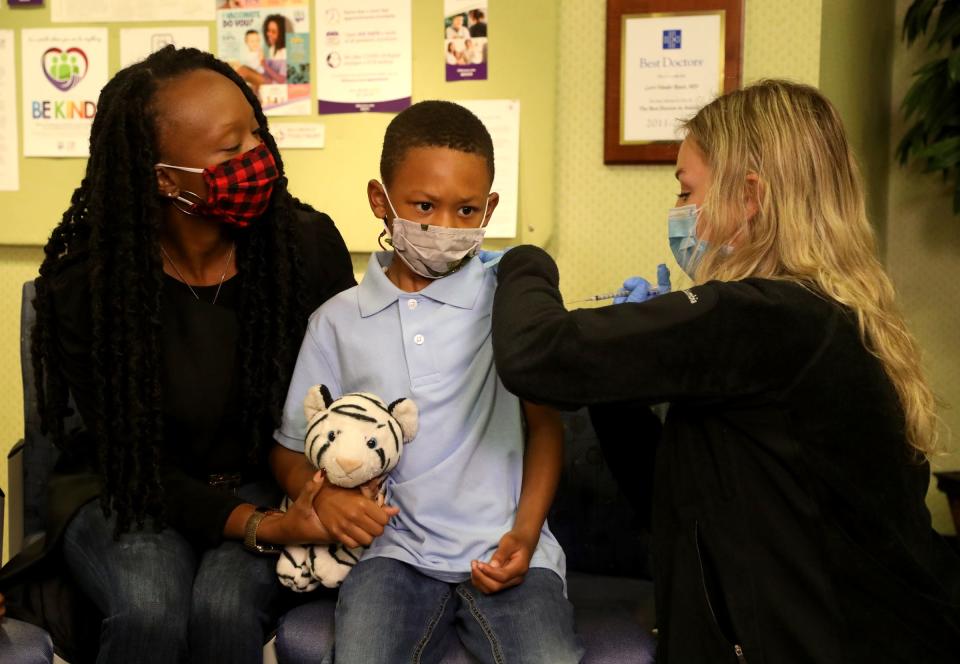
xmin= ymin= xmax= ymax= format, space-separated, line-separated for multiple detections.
xmin=683 ymin=79 xmax=939 ymax=458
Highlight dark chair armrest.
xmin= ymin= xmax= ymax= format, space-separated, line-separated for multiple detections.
xmin=7 ymin=438 xmax=25 ymax=559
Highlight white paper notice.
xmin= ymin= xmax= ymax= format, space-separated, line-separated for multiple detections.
xmin=0 ymin=31 xmax=20 ymax=191
xmin=455 ymin=99 xmax=519 ymax=239
xmin=315 ymin=0 xmax=412 ymax=114
xmin=272 ymin=122 xmax=325 ymax=149
xmin=120 ymin=27 xmax=210 ymax=68
xmin=622 ymin=12 xmax=722 ymax=142
xmin=22 ymin=28 xmax=109 ymax=158
xmin=51 ymin=0 xmax=213 ymax=23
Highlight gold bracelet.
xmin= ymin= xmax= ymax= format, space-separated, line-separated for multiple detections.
xmin=243 ymin=506 xmax=281 ymax=555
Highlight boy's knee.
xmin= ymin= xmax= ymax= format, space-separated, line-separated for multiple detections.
xmin=276 ymin=605 xmax=334 ymax=664
xmin=0 ymin=620 xmax=55 ymax=664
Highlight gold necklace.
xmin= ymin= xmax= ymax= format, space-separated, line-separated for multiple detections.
xmin=160 ymin=243 xmax=235 ymax=305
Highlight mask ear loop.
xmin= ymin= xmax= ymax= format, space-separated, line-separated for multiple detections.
xmin=380 ymin=183 xmax=401 ymax=220
xmin=478 ymin=194 xmax=491 ymax=229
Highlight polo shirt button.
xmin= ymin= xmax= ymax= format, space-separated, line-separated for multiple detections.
xmin=407 ymin=298 xmax=418 ymax=310
xmin=414 ymin=334 xmax=425 ymax=345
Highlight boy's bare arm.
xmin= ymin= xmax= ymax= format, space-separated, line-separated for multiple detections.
xmin=471 ymin=401 xmax=564 ymax=594
xmin=513 ymin=401 xmax=564 ymax=541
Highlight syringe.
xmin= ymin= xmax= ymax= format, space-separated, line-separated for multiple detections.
xmin=568 ymin=287 xmax=660 ymax=304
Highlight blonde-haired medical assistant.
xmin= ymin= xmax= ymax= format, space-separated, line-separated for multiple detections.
xmin=491 ymin=80 xmax=960 ymax=663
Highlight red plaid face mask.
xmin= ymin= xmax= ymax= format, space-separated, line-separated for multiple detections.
xmin=157 ymin=142 xmax=279 ymax=227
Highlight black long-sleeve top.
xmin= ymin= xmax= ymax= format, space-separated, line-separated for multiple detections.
xmin=43 ymin=210 xmax=355 ymax=548
xmin=492 ymin=245 xmax=960 ymax=663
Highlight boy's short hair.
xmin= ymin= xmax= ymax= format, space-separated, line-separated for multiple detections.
xmin=245 ymin=29 xmax=258 ymax=37
xmin=380 ymin=100 xmax=494 ymax=186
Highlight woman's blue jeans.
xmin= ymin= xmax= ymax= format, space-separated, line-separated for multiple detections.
xmin=62 ymin=482 xmax=284 ymax=664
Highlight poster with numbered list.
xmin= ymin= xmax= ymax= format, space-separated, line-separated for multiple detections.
xmin=21 ymin=28 xmax=109 ymax=158
xmin=315 ymin=0 xmax=412 ymax=114
xmin=218 ymin=1 xmax=311 ymax=116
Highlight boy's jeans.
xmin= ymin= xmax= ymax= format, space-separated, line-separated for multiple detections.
xmin=294 ymin=556 xmax=583 ymax=664
xmin=0 ymin=618 xmax=53 ymax=664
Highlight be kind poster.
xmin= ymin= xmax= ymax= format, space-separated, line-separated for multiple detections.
xmin=22 ymin=28 xmax=109 ymax=157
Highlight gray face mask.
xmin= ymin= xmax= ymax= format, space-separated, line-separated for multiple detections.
xmin=381 ymin=185 xmax=489 ymax=279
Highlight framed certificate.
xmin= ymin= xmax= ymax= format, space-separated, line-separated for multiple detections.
xmin=604 ymin=0 xmax=743 ymax=164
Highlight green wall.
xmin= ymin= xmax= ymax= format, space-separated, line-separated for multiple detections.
xmin=886 ymin=0 xmax=960 ymax=535
xmin=819 ymin=0 xmax=896 ymax=255
xmin=3 ymin=0 xmax=957 ymax=558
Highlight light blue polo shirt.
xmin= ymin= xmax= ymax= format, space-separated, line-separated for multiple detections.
xmin=276 ymin=251 xmax=566 ymax=584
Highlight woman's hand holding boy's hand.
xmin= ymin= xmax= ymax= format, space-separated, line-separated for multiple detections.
xmin=312 ymin=479 xmax=399 ymax=549
xmin=470 ymin=528 xmax=539 ymax=594
xmin=258 ymin=470 xmax=330 ymax=545
xmin=257 ymin=471 xmax=398 ymax=548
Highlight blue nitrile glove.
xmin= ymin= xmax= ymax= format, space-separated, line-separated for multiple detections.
xmin=613 ymin=277 xmax=651 ymax=304
xmin=613 ymin=264 xmax=672 ymax=304
xmin=656 ymin=263 xmax=672 ymax=295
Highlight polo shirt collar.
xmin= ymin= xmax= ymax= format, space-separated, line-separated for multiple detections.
xmin=358 ymin=252 xmax=486 ymax=317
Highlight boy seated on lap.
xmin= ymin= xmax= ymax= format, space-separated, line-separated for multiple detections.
xmin=270 ymin=100 xmax=582 ymax=663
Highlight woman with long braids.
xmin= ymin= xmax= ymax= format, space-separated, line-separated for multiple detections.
xmin=0 ymin=46 xmax=359 ymax=662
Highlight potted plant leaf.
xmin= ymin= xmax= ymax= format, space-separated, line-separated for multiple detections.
xmin=897 ymin=0 xmax=960 ymax=213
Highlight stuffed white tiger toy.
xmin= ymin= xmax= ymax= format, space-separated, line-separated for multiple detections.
xmin=276 ymin=384 xmax=418 ymax=591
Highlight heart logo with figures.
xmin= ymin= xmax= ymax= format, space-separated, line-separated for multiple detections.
xmin=42 ymin=47 xmax=89 ymax=92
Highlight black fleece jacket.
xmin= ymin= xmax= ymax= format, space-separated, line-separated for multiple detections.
xmin=492 ymin=245 xmax=960 ymax=664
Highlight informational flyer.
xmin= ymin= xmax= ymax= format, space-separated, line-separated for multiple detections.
xmin=21 ymin=28 xmax=108 ymax=158
xmin=444 ymin=1 xmax=487 ymax=82
xmin=0 ymin=30 xmax=20 ymax=190
xmin=51 ymin=0 xmax=213 ymax=23
xmin=120 ymin=26 xmax=209 ymax=68
xmin=315 ymin=0 xmax=411 ymax=114
xmin=455 ymin=99 xmax=519 ymax=239
xmin=621 ymin=12 xmax=723 ymax=142
xmin=218 ymin=2 xmax=311 ymax=116
xmin=272 ymin=122 xmax=325 ymax=149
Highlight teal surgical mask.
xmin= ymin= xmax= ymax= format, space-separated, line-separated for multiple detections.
xmin=668 ymin=204 xmax=707 ymax=278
